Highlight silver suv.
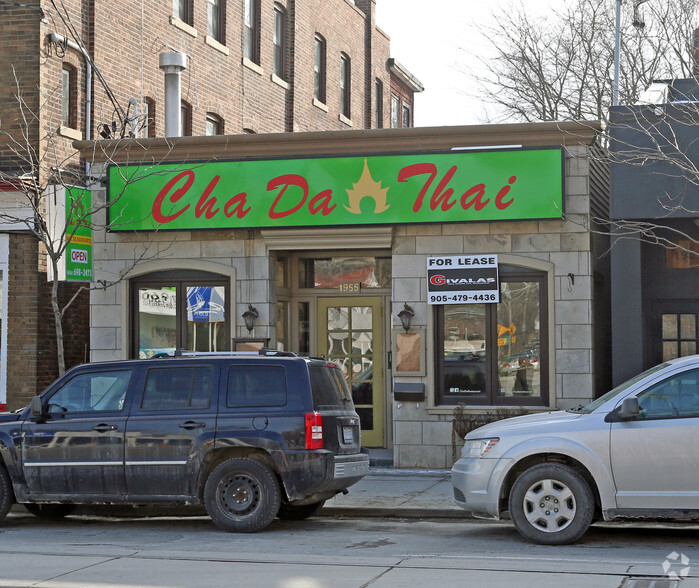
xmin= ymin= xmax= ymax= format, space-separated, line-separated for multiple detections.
xmin=452 ymin=354 xmax=699 ymax=544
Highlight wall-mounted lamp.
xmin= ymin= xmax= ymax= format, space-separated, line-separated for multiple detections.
xmin=242 ymin=304 xmax=259 ymax=333
xmin=397 ymin=303 xmax=415 ymax=333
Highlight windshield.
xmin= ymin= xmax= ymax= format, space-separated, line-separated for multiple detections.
xmin=575 ymin=362 xmax=669 ymax=414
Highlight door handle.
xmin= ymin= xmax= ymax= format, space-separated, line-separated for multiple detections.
xmin=93 ymin=424 xmax=118 ymax=432
xmin=179 ymin=421 xmax=206 ymax=430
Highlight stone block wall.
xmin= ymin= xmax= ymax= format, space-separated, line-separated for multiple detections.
xmin=390 ymin=146 xmax=598 ymax=468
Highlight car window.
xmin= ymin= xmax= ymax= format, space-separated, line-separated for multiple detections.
xmin=141 ymin=366 xmax=213 ymax=410
xmin=47 ymin=370 xmax=132 ymax=414
xmin=636 ymin=368 xmax=699 ymax=420
xmin=227 ymin=365 xmax=287 ymax=407
xmin=310 ymin=363 xmax=352 ymax=410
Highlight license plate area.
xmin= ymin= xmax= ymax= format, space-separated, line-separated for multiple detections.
xmin=342 ymin=426 xmax=354 ymax=443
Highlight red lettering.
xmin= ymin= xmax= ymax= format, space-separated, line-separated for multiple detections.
xmin=495 ymin=176 xmax=516 ymax=210
xmin=268 ymin=174 xmax=308 ymax=219
xmin=429 ymin=166 xmax=458 ymax=212
xmin=224 ymin=193 xmax=251 ymax=218
xmin=195 ymin=175 xmax=221 ymax=219
xmin=460 ymin=184 xmax=489 ymax=211
xmin=397 ymin=163 xmax=438 ymax=212
xmin=309 ymin=189 xmax=336 ymax=216
xmin=152 ymin=170 xmax=193 ymax=223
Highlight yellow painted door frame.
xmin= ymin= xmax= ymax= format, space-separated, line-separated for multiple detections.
xmin=318 ymin=297 xmax=384 ymax=447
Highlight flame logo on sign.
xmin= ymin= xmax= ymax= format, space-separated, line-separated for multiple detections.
xmin=345 ymin=159 xmax=390 ymax=214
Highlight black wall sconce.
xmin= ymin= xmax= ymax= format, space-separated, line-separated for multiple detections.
xmin=242 ymin=304 xmax=259 ymax=333
xmin=397 ymin=303 xmax=415 ymax=332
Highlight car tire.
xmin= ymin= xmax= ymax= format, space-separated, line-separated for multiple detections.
xmin=276 ymin=500 xmax=325 ymax=521
xmin=204 ymin=458 xmax=281 ymax=533
xmin=25 ymin=503 xmax=76 ymax=519
xmin=508 ymin=463 xmax=594 ymax=545
xmin=0 ymin=466 xmax=13 ymax=522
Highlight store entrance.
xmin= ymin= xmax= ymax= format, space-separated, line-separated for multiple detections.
xmin=318 ymin=297 xmax=384 ymax=447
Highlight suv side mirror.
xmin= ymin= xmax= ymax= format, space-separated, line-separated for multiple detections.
xmin=30 ymin=396 xmax=44 ymax=421
xmin=618 ymin=396 xmax=640 ymax=420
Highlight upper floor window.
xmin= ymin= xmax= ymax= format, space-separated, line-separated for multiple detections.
xmin=207 ymin=0 xmax=225 ymax=43
xmin=173 ymin=0 xmax=192 ymax=25
xmin=390 ymin=94 xmax=400 ymax=128
xmin=180 ymin=101 xmax=192 ymax=136
xmin=374 ymin=79 xmax=383 ymax=129
xmin=314 ymin=34 xmax=327 ymax=103
xmin=340 ymin=52 xmax=351 ymax=119
xmin=402 ymin=102 xmax=412 ymax=128
xmin=273 ymin=3 xmax=287 ymax=79
xmin=61 ymin=65 xmax=76 ymax=128
xmin=143 ymin=98 xmax=156 ymax=138
xmin=206 ymin=113 xmax=223 ymax=136
xmin=244 ymin=0 xmax=260 ymax=63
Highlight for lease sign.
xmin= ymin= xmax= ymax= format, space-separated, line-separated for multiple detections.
xmin=427 ymin=255 xmax=500 ymax=305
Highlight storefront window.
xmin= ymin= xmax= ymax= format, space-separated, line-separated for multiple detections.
xmin=298 ymin=256 xmax=391 ymax=289
xmin=132 ymin=272 xmax=229 ymax=358
xmin=435 ymin=269 xmax=547 ymax=406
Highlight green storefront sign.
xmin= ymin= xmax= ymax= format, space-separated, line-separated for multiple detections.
xmin=65 ymin=186 xmax=93 ymax=282
xmin=107 ymin=148 xmax=564 ymax=231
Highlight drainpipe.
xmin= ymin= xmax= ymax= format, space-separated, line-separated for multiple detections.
xmin=159 ymin=52 xmax=187 ymax=137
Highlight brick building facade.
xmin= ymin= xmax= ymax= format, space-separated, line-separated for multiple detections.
xmin=0 ymin=0 xmax=420 ymax=409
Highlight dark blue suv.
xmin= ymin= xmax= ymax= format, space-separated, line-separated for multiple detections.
xmin=0 ymin=350 xmax=369 ymax=532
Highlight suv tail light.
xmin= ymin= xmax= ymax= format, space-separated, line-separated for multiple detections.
xmin=305 ymin=412 xmax=323 ymax=449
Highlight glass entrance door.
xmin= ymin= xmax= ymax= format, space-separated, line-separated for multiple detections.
xmin=318 ymin=297 xmax=383 ymax=447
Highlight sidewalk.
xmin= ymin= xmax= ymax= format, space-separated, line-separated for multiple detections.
xmin=321 ymin=467 xmax=464 ymax=518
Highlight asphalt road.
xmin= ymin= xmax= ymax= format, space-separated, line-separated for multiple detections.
xmin=1 ymin=510 xmax=698 ymax=587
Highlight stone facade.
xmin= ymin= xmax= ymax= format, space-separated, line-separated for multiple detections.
xmin=82 ymin=123 xmax=607 ymax=469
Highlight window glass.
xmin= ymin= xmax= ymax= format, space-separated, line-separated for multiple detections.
xmin=138 ymin=286 xmax=177 ymax=358
xmin=636 ymin=369 xmax=699 ymax=419
xmin=662 ymin=313 xmax=697 ymax=361
xmin=374 ymin=79 xmax=383 ymax=128
xmin=435 ymin=272 xmax=546 ymax=405
xmin=186 ymin=286 xmax=226 ymax=352
xmin=497 ymin=281 xmax=541 ymax=398
xmin=61 ymin=67 xmax=73 ymax=127
xmin=207 ymin=0 xmax=222 ymax=41
xmin=314 ymin=35 xmax=326 ymax=102
xmin=244 ymin=0 xmax=259 ymax=62
xmin=443 ymin=305 xmax=487 ymax=396
xmin=48 ymin=371 xmax=132 ymax=414
xmin=298 ymin=301 xmax=310 ymax=354
xmin=133 ymin=275 xmax=229 ymax=358
xmin=298 ymin=257 xmax=391 ymax=289
xmin=227 ymin=365 xmax=286 ymax=407
xmin=142 ymin=366 xmax=213 ymax=410
xmin=180 ymin=101 xmax=192 ymax=136
xmin=144 ymin=98 xmax=156 ymax=137
xmin=401 ymin=102 xmax=411 ymax=128
xmin=340 ymin=53 xmax=351 ymax=118
xmin=273 ymin=4 xmax=286 ymax=78
xmin=276 ymin=301 xmax=288 ymax=351
xmin=310 ymin=364 xmax=352 ymax=410
xmin=206 ymin=114 xmax=222 ymax=136
xmin=173 ymin=0 xmax=190 ymax=23
xmin=390 ymin=95 xmax=400 ymax=128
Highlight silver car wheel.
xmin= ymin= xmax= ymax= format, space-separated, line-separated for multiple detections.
xmin=522 ymin=478 xmax=576 ymax=533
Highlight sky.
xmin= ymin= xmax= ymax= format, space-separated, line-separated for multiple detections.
xmin=375 ymin=0 xmax=555 ymax=127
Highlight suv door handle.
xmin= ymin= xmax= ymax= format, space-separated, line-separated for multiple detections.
xmin=93 ymin=424 xmax=118 ymax=432
xmin=179 ymin=421 xmax=206 ymax=430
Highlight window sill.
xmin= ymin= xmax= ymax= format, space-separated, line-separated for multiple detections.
xmin=205 ymin=35 xmax=229 ymax=55
xmin=170 ymin=16 xmax=197 ymax=38
xmin=271 ymin=74 xmax=289 ymax=90
xmin=312 ymin=98 xmax=328 ymax=113
xmin=58 ymin=126 xmax=83 ymax=140
xmin=339 ymin=113 xmax=352 ymax=127
xmin=242 ymin=57 xmax=263 ymax=76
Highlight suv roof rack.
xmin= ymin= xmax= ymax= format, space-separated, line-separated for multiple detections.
xmin=149 ymin=349 xmax=304 ymax=359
